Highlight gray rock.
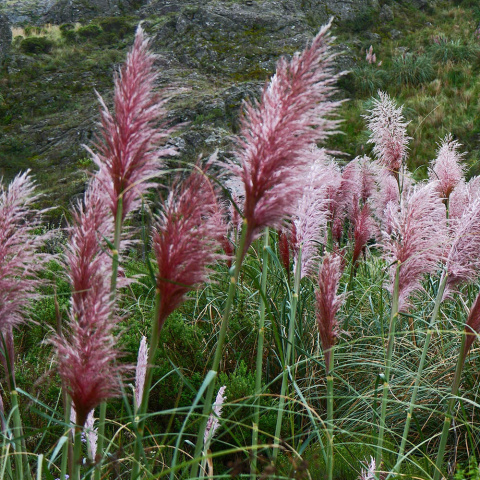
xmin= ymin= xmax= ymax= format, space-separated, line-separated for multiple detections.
xmin=380 ymin=4 xmax=393 ymax=22
xmin=365 ymin=32 xmax=381 ymax=43
xmin=0 ymin=14 xmax=11 ymax=62
xmin=390 ymin=29 xmax=402 ymax=40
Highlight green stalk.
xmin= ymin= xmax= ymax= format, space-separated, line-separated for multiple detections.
xmin=251 ymin=228 xmax=269 ymax=479
xmin=375 ymin=262 xmax=400 ymax=475
xmin=190 ymin=221 xmax=248 ymax=478
xmin=130 ymin=292 xmax=162 ymax=480
xmin=60 ymin=396 xmax=72 ymax=480
xmin=10 ymin=391 xmax=23 ymax=480
xmin=433 ymin=333 xmax=467 ymax=480
xmin=326 ymin=351 xmax=334 ymax=480
xmin=72 ymin=427 xmax=82 ymax=480
xmin=95 ymin=195 xmax=124 ymax=480
xmin=392 ymin=272 xmax=448 ymax=475
xmin=272 ymin=248 xmax=302 ymax=462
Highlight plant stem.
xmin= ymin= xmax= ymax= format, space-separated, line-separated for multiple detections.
xmin=326 ymin=351 xmax=334 ymax=480
xmin=434 ymin=333 xmax=467 ymax=480
xmin=95 ymin=194 xmax=124 ymax=480
xmin=10 ymin=391 xmax=23 ymax=480
xmin=272 ymin=248 xmax=302 ymax=462
xmin=130 ymin=292 xmax=162 ymax=480
xmin=190 ymin=221 xmax=248 ymax=478
xmin=375 ymin=262 xmax=400 ymax=476
xmin=251 ymin=228 xmax=269 ymax=479
xmin=393 ymin=272 xmax=447 ymax=475
xmin=60 ymin=396 xmax=72 ymax=480
xmin=72 ymin=427 xmax=82 ymax=480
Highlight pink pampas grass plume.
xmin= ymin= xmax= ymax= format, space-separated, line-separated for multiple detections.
xmin=364 ymin=91 xmax=410 ymax=179
xmin=464 ymin=293 xmax=480 ymax=356
xmin=152 ymin=165 xmax=225 ymax=332
xmin=449 ymin=177 xmax=480 ymax=220
xmin=359 ymin=457 xmax=376 ymax=480
xmin=135 ymin=335 xmax=149 ymax=409
xmin=53 ymin=184 xmax=124 ymax=427
xmin=315 ymin=253 xmax=345 ymax=370
xmin=204 ymin=385 xmax=227 ymax=446
xmin=428 ymin=134 xmax=465 ymax=201
xmin=0 ymin=172 xmax=50 ymax=385
xmin=228 ymin=20 xmax=342 ymax=250
xmin=352 ymin=203 xmax=375 ymax=266
xmin=89 ymin=25 xmax=176 ymax=224
xmin=84 ymin=410 xmax=98 ymax=461
xmin=380 ymin=183 xmax=447 ymax=311
xmin=445 ymin=198 xmax=480 ymax=292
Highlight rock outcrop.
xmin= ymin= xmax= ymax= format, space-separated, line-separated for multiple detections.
xmin=0 ymin=13 xmax=11 ymax=61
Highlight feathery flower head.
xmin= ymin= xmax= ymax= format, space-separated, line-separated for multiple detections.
xmin=364 ymin=91 xmax=410 ymax=178
xmin=352 ymin=203 xmax=376 ymax=266
xmin=53 ymin=183 xmax=124 ymax=427
xmin=84 ymin=410 xmax=98 ymax=461
xmin=380 ymin=182 xmax=447 ymax=311
xmin=135 ymin=335 xmax=149 ymax=409
xmin=204 ymin=385 xmax=227 ymax=446
xmin=89 ymin=25 xmax=176 ymax=223
xmin=429 ymin=134 xmax=465 ymax=201
xmin=153 ymin=164 xmax=225 ymax=331
xmin=0 ymin=172 xmax=49 ymax=335
xmin=445 ymin=198 xmax=480 ymax=292
xmin=228 ymin=20 xmax=343 ymax=249
xmin=315 ymin=253 xmax=345 ymax=370
xmin=359 ymin=457 xmax=376 ymax=480
xmin=449 ymin=176 xmax=480 ymax=220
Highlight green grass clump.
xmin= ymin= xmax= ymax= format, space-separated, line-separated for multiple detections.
xmin=20 ymin=36 xmax=55 ymax=54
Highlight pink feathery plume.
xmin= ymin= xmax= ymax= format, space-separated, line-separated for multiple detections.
xmin=135 ymin=335 xmax=149 ymax=409
xmin=228 ymin=21 xmax=342 ymax=250
xmin=278 ymin=229 xmax=291 ymax=273
xmin=449 ymin=176 xmax=480 ymax=220
xmin=359 ymin=457 xmax=376 ymax=480
xmin=84 ymin=410 xmax=98 ymax=461
xmin=364 ymin=91 xmax=410 ymax=179
xmin=464 ymin=293 xmax=480 ymax=356
xmin=428 ymin=134 xmax=465 ymax=201
xmin=89 ymin=26 xmax=176 ymax=224
xmin=53 ymin=184 xmax=124 ymax=427
xmin=380 ymin=183 xmax=447 ymax=311
xmin=0 ymin=172 xmax=49 ymax=385
xmin=204 ymin=385 xmax=227 ymax=445
xmin=153 ymin=165 xmax=225 ymax=332
xmin=352 ymin=203 xmax=375 ymax=266
xmin=321 ymin=159 xmax=344 ymax=243
xmin=445 ymin=198 xmax=480 ymax=292
xmin=315 ymin=253 xmax=345 ymax=371
xmin=291 ymin=157 xmax=330 ymax=277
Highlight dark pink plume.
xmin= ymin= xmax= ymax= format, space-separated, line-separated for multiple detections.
xmin=228 ymin=21 xmax=342 ymax=250
xmin=53 ymin=183 xmax=123 ymax=427
xmin=153 ymin=165 xmax=225 ymax=331
xmin=352 ymin=203 xmax=375 ymax=266
xmin=380 ymin=183 xmax=447 ymax=311
xmin=364 ymin=91 xmax=410 ymax=179
xmin=465 ymin=293 xmax=480 ymax=356
xmin=315 ymin=253 xmax=345 ymax=370
xmin=89 ymin=26 xmax=176 ymax=224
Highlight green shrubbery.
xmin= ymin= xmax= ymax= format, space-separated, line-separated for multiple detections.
xmin=20 ymin=36 xmax=55 ymax=54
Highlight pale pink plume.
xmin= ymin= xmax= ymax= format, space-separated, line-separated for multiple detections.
xmin=364 ymin=91 xmax=410 ymax=179
xmin=449 ymin=176 xmax=480 ymax=220
xmin=53 ymin=184 xmax=124 ymax=427
xmin=359 ymin=457 xmax=376 ymax=480
xmin=428 ymin=134 xmax=465 ymax=201
xmin=0 ymin=172 xmax=50 ymax=384
xmin=320 ymin=159 xmax=344 ymax=243
xmin=85 ymin=410 xmax=98 ymax=461
xmin=228 ymin=21 xmax=342 ymax=250
xmin=291 ymin=156 xmax=331 ymax=277
xmin=152 ymin=165 xmax=225 ymax=332
xmin=135 ymin=335 xmax=149 ymax=409
xmin=89 ymin=26 xmax=176 ymax=224
xmin=315 ymin=253 xmax=345 ymax=370
xmin=380 ymin=183 xmax=447 ymax=311
xmin=204 ymin=385 xmax=227 ymax=446
xmin=445 ymin=198 xmax=480 ymax=292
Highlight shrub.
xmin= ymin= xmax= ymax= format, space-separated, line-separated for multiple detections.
xmin=390 ymin=52 xmax=435 ymax=86
xmin=430 ymin=39 xmax=480 ymax=63
xmin=77 ymin=24 xmax=102 ymax=40
xmin=20 ymin=36 xmax=54 ymax=54
xmin=98 ymin=17 xmax=134 ymax=38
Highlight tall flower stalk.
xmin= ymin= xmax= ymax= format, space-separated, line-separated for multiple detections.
xmin=192 ymin=20 xmax=343 ymax=476
xmin=315 ymin=253 xmax=344 ymax=480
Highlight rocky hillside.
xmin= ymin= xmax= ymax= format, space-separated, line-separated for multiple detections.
xmin=1 ymin=0 xmax=479 ymax=220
